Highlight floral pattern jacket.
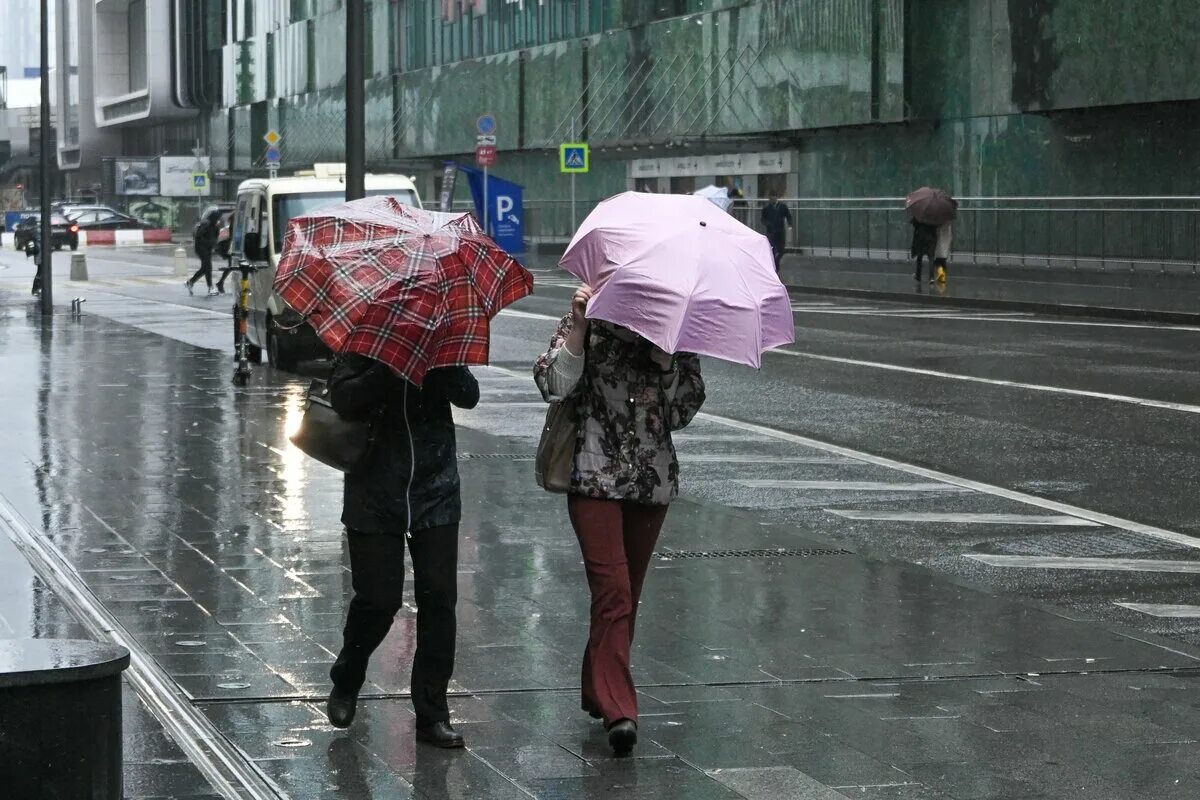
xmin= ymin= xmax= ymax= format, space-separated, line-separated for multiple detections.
xmin=534 ymin=315 xmax=706 ymax=506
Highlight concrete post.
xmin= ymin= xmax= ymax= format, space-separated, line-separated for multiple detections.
xmin=69 ymin=253 xmax=88 ymax=281
xmin=174 ymin=247 xmax=189 ymax=277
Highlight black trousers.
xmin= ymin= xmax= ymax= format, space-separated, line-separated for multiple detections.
xmin=331 ymin=525 xmax=459 ymax=726
xmin=767 ymin=231 xmax=786 ymax=270
xmin=215 ymin=256 xmax=235 ymax=291
xmin=189 ymin=249 xmax=214 ymax=288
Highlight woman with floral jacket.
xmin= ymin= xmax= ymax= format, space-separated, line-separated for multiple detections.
xmin=534 ymin=284 xmax=706 ymax=755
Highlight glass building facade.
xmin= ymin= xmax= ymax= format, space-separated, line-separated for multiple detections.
xmin=57 ymin=1 xmax=1200 ymax=208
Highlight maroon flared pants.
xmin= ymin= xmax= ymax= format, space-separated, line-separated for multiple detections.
xmin=568 ymin=496 xmax=669 ymax=726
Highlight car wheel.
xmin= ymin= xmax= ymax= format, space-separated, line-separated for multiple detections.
xmin=267 ymin=317 xmax=299 ymax=372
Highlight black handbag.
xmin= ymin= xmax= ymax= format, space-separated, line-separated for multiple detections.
xmin=289 ymin=379 xmax=377 ymax=473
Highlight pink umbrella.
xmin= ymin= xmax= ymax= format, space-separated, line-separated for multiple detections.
xmin=560 ymin=192 xmax=794 ymax=368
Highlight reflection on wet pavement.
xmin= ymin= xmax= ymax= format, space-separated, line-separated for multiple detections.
xmin=2 ymin=292 xmax=1200 ymax=799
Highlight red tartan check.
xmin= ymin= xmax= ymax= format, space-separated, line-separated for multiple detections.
xmin=274 ymin=196 xmax=533 ymax=385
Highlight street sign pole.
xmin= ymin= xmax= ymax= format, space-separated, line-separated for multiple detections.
xmin=475 ymin=116 xmax=498 ymax=236
xmin=38 ymin=0 xmax=51 ymax=314
xmin=346 ymin=0 xmax=366 ymax=201
xmin=193 ymin=142 xmax=205 ymax=228
xmin=570 ymin=121 xmax=577 ymax=231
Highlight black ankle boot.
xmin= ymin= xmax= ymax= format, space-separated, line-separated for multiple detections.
xmin=607 ymin=719 xmax=637 ymax=755
xmin=327 ymin=685 xmax=359 ymax=729
xmin=416 ymin=720 xmax=464 ymax=748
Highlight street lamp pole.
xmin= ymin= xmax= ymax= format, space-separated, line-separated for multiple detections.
xmin=346 ymin=0 xmax=365 ymax=201
xmin=39 ymin=0 xmax=52 ymax=315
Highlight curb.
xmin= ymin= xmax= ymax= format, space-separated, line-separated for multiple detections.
xmin=785 ymin=283 xmax=1200 ymax=326
xmin=0 ymin=230 xmax=174 ymax=248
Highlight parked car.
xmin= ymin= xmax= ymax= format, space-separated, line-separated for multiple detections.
xmin=13 ymin=214 xmax=79 ymax=251
xmin=59 ymin=204 xmax=120 ymax=220
xmin=69 ymin=209 xmax=151 ymax=232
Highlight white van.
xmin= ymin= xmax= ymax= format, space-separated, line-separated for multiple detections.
xmin=232 ymin=164 xmax=422 ymax=370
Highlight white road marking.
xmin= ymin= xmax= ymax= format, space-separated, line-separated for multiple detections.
xmin=502 ymin=305 xmax=1200 ymax=415
xmin=965 ymin=555 xmax=1200 ymax=573
xmin=672 ymin=434 xmax=775 ymax=442
xmin=685 ymin=455 xmax=853 ymax=464
xmin=479 ymin=311 xmax=1200 ymax=554
xmin=769 ymin=348 xmax=1200 ymax=415
xmin=698 ymin=413 xmax=1200 ymax=551
xmin=738 ymin=480 xmax=968 ymax=492
xmin=826 ymin=511 xmax=1099 ymax=526
xmin=1115 ymin=603 xmax=1200 ymax=618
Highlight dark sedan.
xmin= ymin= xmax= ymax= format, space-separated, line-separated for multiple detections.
xmin=69 ymin=209 xmax=151 ymax=231
xmin=13 ymin=214 xmax=80 ymax=252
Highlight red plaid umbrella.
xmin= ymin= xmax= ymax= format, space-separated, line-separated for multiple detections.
xmin=274 ymin=196 xmax=533 ymax=385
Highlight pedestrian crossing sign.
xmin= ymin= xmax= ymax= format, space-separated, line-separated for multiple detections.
xmin=560 ymin=143 xmax=589 ymax=174
xmin=191 ymin=173 xmax=208 ymax=191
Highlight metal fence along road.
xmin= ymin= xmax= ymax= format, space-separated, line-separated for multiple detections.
xmin=493 ymin=196 xmax=1200 ymax=276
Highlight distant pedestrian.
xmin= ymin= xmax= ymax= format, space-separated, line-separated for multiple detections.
xmin=534 ymin=285 xmax=706 ymax=756
xmin=910 ymin=219 xmax=937 ymax=283
xmin=186 ymin=210 xmax=221 ymax=297
xmin=933 ymin=221 xmax=953 ymax=283
xmin=761 ymin=192 xmax=792 ymax=271
xmin=28 ymin=238 xmax=42 ymax=296
xmin=324 ymin=355 xmax=479 ymax=749
xmin=214 ymin=213 xmax=237 ymax=294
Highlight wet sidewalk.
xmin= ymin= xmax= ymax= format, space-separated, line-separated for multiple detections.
xmin=3 ymin=291 xmax=1200 ymax=799
xmin=0 ymin=500 xmax=220 ymax=797
xmin=780 ymin=255 xmax=1200 ymax=322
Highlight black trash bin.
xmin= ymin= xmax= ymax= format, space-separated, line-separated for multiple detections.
xmin=0 ymin=639 xmax=131 ymax=799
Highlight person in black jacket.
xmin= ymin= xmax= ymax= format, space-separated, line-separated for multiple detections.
xmin=187 ymin=210 xmax=222 ymax=297
xmin=761 ymin=192 xmax=792 ymax=271
xmin=325 ymin=354 xmax=480 ymax=748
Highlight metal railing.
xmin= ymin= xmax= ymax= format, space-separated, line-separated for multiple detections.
xmin=479 ymin=196 xmax=1200 ymax=276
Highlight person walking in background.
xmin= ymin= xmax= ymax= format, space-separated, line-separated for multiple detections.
xmin=933 ymin=221 xmax=953 ymax=283
xmin=186 ymin=209 xmax=221 ymax=297
xmin=323 ymin=356 xmax=479 ymax=748
xmin=534 ymin=285 xmax=706 ymax=756
xmin=905 ymin=187 xmax=957 ymax=284
xmin=761 ymin=192 xmax=792 ymax=271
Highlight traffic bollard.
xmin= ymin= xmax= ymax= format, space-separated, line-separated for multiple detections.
xmin=174 ymin=247 xmax=188 ymax=277
xmin=69 ymin=253 xmax=88 ymax=281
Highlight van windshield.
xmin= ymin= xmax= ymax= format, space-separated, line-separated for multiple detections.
xmin=272 ymin=189 xmax=418 ymax=251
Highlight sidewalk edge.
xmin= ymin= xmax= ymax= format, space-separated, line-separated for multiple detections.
xmin=0 ymin=494 xmax=288 ymax=800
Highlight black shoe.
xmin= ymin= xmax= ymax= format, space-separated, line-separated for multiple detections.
xmin=326 ymin=686 xmax=359 ymax=729
xmin=416 ymin=720 xmax=465 ymax=749
xmin=607 ymin=719 xmax=637 ymax=755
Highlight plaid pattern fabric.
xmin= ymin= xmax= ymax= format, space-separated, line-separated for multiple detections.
xmin=274 ymin=196 xmax=533 ymax=385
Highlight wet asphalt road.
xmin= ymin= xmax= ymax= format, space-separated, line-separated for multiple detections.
xmin=3 ymin=246 xmax=1200 ymax=798
xmin=5 ymin=246 xmax=1200 ymax=644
